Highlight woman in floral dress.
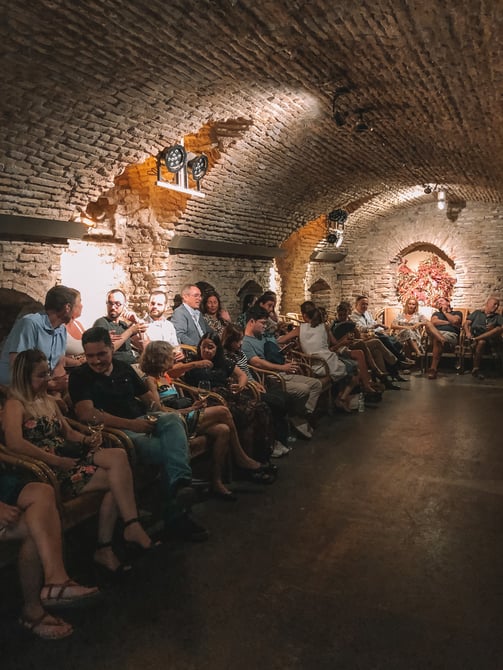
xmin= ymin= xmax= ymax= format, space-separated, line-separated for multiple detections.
xmin=392 ymin=297 xmax=428 ymax=357
xmin=3 ymin=349 xmax=155 ymax=576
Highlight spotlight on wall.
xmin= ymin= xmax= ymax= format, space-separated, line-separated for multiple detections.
xmin=423 ymin=184 xmax=432 ymax=194
xmin=327 ymin=209 xmax=348 ymax=247
xmin=437 ymin=189 xmax=446 ymax=210
xmin=156 ymin=143 xmax=207 ymax=198
xmin=162 ymin=145 xmax=187 ymax=173
xmin=187 ymin=154 xmax=208 ymax=183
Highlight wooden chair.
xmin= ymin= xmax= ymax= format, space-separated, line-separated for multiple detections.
xmin=287 ymin=349 xmax=333 ymax=415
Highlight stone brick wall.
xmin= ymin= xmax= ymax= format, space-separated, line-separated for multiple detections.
xmin=2 ymin=201 xmax=501 ymax=329
xmin=280 ymin=201 xmax=503 ymax=315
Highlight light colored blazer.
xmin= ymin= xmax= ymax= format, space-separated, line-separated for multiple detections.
xmin=171 ymin=304 xmax=212 ymax=346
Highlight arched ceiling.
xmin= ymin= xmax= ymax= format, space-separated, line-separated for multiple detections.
xmin=1 ymin=0 xmax=502 ymax=243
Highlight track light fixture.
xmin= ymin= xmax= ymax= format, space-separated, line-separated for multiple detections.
xmin=326 ymin=209 xmax=348 ymax=248
xmin=156 ymin=143 xmax=207 ymax=198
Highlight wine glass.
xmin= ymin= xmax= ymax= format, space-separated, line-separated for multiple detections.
xmin=197 ymin=381 xmax=211 ymax=402
xmin=88 ymin=413 xmax=105 ymax=434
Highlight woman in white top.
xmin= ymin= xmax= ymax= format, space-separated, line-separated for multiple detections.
xmin=278 ymin=302 xmax=364 ymax=411
xmin=64 ymin=291 xmax=86 ymax=366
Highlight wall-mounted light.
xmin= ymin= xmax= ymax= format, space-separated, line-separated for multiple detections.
xmin=156 ymin=142 xmax=207 ymax=198
xmin=437 ymin=189 xmax=446 ymax=210
xmin=327 ymin=209 xmax=348 ymax=248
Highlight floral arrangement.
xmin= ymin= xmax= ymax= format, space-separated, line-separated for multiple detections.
xmin=396 ymin=255 xmax=456 ymax=305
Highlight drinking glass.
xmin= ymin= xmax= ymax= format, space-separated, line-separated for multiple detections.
xmin=197 ymin=381 xmax=211 ymax=402
xmin=87 ymin=413 xmax=105 ymax=434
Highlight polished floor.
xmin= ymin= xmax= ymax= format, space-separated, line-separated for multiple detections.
xmin=2 ymin=370 xmax=503 ymax=670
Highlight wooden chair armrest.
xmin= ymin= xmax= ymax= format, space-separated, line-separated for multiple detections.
xmin=248 ymin=364 xmax=286 ymax=391
xmin=173 ymin=380 xmax=227 ymax=406
xmin=0 ymin=443 xmax=63 ymax=511
xmin=289 ymin=350 xmax=331 ymax=378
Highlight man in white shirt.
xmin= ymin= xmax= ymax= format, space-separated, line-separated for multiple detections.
xmin=171 ymin=284 xmax=212 ymax=346
xmin=144 ymin=291 xmax=179 ymax=346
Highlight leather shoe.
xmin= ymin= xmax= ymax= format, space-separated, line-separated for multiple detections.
xmin=393 ymin=374 xmax=409 ymax=382
xmin=427 ymin=368 xmax=437 ymax=379
xmin=164 ymin=514 xmax=209 ymax=542
xmin=384 ymin=381 xmax=401 ymax=390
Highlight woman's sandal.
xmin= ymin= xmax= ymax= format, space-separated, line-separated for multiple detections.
xmin=19 ymin=612 xmax=73 ymax=640
xmin=41 ymin=580 xmax=101 ymax=609
xmin=240 ymin=466 xmax=276 ymax=485
xmin=123 ymin=518 xmax=161 ymax=556
xmin=94 ymin=541 xmax=132 ymax=578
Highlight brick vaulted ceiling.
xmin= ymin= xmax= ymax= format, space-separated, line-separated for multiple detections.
xmin=0 ymin=0 xmax=502 ymax=244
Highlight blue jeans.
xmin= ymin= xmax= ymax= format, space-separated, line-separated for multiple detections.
xmin=124 ymin=413 xmax=192 ymax=522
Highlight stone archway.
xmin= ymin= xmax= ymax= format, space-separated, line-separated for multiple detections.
xmin=237 ymin=280 xmax=263 ymax=312
xmin=0 ymin=289 xmax=44 ymax=348
xmin=308 ymin=278 xmax=332 ymax=311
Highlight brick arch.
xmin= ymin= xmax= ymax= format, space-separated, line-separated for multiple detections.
xmin=397 ymin=242 xmax=455 ymax=269
xmin=0 ymin=289 xmax=44 ymax=348
xmin=308 ymin=278 xmax=332 ymax=312
xmin=237 ymin=280 xmax=263 ymax=312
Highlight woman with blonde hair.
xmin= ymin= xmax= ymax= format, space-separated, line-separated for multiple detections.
xmin=3 ymin=349 xmax=155 ymax=577
xmin=392 ymin=296 xmax=428 ymax=357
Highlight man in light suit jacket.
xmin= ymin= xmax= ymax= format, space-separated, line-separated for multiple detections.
xmin=171 ymin=284 xmax=213 ymax=346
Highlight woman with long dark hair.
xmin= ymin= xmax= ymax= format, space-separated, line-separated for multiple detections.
xmin=184 ymin=333 xmax=277 ymax=478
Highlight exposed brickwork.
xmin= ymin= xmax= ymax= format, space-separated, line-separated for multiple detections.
xmin=280 ymin=202 xmax=503 ymax=315
xmin=1 ymin=1 xmax=502 ymax=328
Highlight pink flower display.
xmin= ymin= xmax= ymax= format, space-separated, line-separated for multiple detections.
xmin=396 ymin=254 xmax=456 ymax=306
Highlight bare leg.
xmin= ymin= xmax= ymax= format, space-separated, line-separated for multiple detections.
xmin=200 ymin=405 xmax=261 ymax=469
xmin=16 ymin=483 xmax=72 ymax=585
xmin=349 ymin=349 xmax=375 ymax=391
xmin=196 ymin=416 xmax=231 ymax=494
xmin=93 ymin=492 xmax=121 ymax=571
xmin=83 ymin=448 xmax=151 ymax=549
xmin=15 ymin=483 xmax=97 ymax=602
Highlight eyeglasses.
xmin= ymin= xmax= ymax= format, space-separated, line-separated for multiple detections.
xmin=107 ymin=301 xmax=123 ymax=307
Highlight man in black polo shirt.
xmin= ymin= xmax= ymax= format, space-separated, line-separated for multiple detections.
xmin=69 ymin=327 xmax=208 ymax=542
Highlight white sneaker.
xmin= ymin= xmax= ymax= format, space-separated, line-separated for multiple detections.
xmin=271 ymin=442 xmax=291 ymax=458
xmin=290 ymin=418 xmax=313 ymax=439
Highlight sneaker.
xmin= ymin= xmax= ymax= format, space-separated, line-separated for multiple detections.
xmin=271 ymin=442 xmax=291 ymax=458
xmin=290 ymin=417 xmax=313 ymax=439
xmin=400 ymin=358 xmax=415 ymax=367
xmin=164 ymin=514 xmax=209 ymax=542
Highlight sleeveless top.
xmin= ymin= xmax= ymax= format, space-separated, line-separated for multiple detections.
xmin=299 ymin=323 xmax=347 ymax=380
xmin=65 ymin=319 xmax=85 ymax=355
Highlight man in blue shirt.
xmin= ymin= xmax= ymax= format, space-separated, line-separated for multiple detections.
xmin=0 ymin=285 xmax=78 ymax=391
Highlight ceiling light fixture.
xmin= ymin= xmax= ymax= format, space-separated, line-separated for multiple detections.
xmin=354 ymin=111 xmax=372 ymax=133
xmin=437 ymin=189 xmax=446 ymax=210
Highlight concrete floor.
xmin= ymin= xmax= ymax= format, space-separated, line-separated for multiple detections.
xmin=2 ymin=371 xmax=503 ymax=670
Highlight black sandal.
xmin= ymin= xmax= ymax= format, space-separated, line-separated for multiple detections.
xmin=123 ymin=518 xmax=160 ymax=556
xmin=240 ymin=467 xmax=276 ymax=485
xmin=94 ymin=541 xmax=132 ymax=578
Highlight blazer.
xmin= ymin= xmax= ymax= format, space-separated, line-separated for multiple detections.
xmin=171 ymin=304 xmax=212 ymax=346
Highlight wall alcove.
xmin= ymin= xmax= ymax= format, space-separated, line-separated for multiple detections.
xmin=0 ymin=289 xmax=44 ymax=348
xmin=308 ymin=278 xmax=332 ymax=311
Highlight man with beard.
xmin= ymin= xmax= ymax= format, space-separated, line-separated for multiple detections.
xmin=93 ymin=289 xmax=147 ymax=364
